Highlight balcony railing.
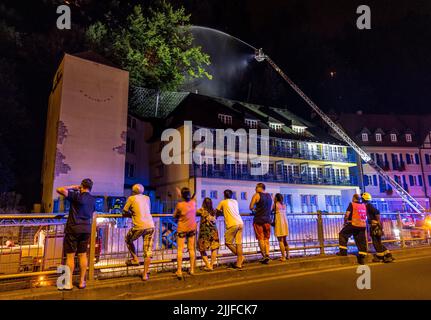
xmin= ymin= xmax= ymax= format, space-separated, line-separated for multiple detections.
xmin=269 ymin=146 xmax=356 ymax=163
xmin=192 ymin=165 xmax=356 ymax=187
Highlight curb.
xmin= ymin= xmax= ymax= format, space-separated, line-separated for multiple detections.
xmin=3 ymin=245 xmax=431 ymax=300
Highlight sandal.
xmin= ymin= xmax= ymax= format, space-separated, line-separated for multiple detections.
xmin=125 ymin=259 xmax=140 ymax=266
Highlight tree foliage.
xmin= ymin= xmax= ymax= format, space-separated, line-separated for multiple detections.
xmin=86 ymin=1 xmax=212 ymax=90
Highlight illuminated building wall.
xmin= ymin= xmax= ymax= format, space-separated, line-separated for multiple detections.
xmin=41 ymin=53 xmax=129 ymax=212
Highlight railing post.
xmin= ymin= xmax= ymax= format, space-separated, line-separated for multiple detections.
xmin=88 ymin=213 xmax=97 ymax=283
xmin=396 ymin=212 xmax=405 ymax=248
xmin=317 ymin=210 xmax=325 ymax=255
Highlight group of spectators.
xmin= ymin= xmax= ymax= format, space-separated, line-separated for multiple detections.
xmin=56 ymin=179 xmax=290 ymax=288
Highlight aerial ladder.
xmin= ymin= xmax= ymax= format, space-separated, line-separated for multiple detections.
xmin=254 ymin=48 xmax=425 ymax=214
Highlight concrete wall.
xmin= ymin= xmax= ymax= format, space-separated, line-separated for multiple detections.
xmin=42 ymin=54 xmax=129 ymax=212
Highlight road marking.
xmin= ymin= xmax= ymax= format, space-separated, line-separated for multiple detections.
xmin=132 ymin=254 xmax=431 ymax=300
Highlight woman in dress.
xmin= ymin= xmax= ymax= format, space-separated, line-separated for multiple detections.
xmin=273 ymin=193 xmax=290 ymax=261
xmin=173 ymin=187 xmax=197 ymax=278
xmin=197 ymin=198 xmax=220 ymax=271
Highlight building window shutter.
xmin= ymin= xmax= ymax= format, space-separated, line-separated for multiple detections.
xmin=379 ymin=176 xmax=386 ymax=192
xmin=373 ymin=175 xmax=378 ymax=186
xmin=406 ymin=155 xmax=411 ymax=164
xmin=428 ymin=175 xmax=431 ymax=187
xmin=409 ymin=175 xmax=414 ymax=186
xmin=363 ymin=175 xmax=369 ymax=186
xmin=418 ymin=175 xmax=423 ymax=186
xmin=415 ymin=154 xmax=420 ymax=164
xmin=426 ymin=154 xmax=430 ymax=165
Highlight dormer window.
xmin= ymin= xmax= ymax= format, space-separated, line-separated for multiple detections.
xmin=291 ymin=125 xmax=306 ymax=134
xmin=375 ymin=133 xmax=382 ymax=142
xmin=270 ymin=122 xmax=283 ymax=131
xmin=406 ymin=134 xmax=412 ymax=142
xmin=390 ymin=133 xmax=397 ymax=142
xmin=245 ymin=119 xmax=258 ymax=128
xmin=218 ymin=114 xmax=232 ymax=125
xmin=361 ymin=133 xmax=368 ymax=142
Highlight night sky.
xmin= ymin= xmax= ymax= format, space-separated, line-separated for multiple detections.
xmin=1 ymin=0 xmax=430 ymax=208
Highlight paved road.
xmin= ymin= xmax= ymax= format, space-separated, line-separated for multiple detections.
xmin=138 ymin=255 xmax=431 ymax=300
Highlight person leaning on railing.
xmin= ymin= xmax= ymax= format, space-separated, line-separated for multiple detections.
xmin=173 ymin=187 xmax=197 ymax=279
xmin=336 ymin=193 xmax=368 ymax=265
xmin=216 ymin=189 xmax=245 ymax=269
xmin=249 ymin=183 xmax=273 ymax=264
xmin=272 ymin=193 xmax=290 ymax=261
xmin=122 ymin=184 xmax=155 ymax=281
xmin=56 ymin=178 xmax=96 ymax=290
xmin=361 ymin=192 xmax=394 ymax=263
xmin=196 ymin=197 xmax=220 ymax=271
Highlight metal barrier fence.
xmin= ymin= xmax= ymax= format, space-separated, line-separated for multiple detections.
xmin=0 ymin=212 xmax=430 ymax=291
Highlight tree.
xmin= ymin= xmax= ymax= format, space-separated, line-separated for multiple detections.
xmin=86 ymin=1 xmax=212 ymax=90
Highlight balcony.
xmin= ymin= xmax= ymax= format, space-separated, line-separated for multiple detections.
xmin=192 ymin=164 xmax=356 ymax=187
xmin=269 ymin=145 xmax=356 ymax=163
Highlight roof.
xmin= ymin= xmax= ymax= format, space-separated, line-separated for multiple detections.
xmin=131 ymin=89 xmax=347 ymax=145
xmin=336 ymin=113 xmax=431 ymax=147
xmin=129 ymin=87 xmax=190 ymax=119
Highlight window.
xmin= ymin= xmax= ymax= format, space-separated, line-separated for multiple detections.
xmin=390 ymin=133 xmax=397 ymax=142
xmin=125 ymin=162 xmax=135 ymax=178
xmin=232 ymin=191 xmax=237 ymax=199
xmin=292 ymin=125 xmax=306 ymax=134
xmin=240 ymin=192 xmax=247 ymax=200
xmin=126 ymin=137 xmax=135 ymax=154
xmin=201 ymin=190 xmax=206 ymax=199
xmin=425 ymin=154 xmax=431 ymax=165
xmin=409 ymin=175 xmax=423 ymax=186
xmin=270 ymin=122 xmax=283 ymax=131
xmin=209 ymin=190 xmax=218 ymax=199
xmin=361 ymin=133 xmax=368 ymax=142
xmin=245 ymin=119 xmax=258 ymax=128
xmin=218 ymin=114 xmax=232 ymax=125
xmin=406 ymin=134 xmax=412 ymax=142
xmin=127 ymin=115 xmax=136 ymax=129
xmin=375 ymin=133 xmax=382 ymax=142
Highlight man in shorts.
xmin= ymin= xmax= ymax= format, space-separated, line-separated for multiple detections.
xmin=56 ymin=178 xmax=96 ymax=289
xmin=123 ymin=184 xmax=155 ymax=281
xmin=216 ymin=190 xmax=244 ymax=268
xmin=249 ymin=183 xmax=273 ymax=264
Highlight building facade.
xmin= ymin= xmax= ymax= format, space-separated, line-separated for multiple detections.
xmin=337 ymin=113 xmax=431 ymax=212
xmin=138 ymin=94 xmax=360 ymax=213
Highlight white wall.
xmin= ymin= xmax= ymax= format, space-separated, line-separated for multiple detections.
xmin=196 ymin=177 xmax=358 ymax=213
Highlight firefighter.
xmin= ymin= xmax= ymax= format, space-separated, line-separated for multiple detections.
xmin=336 ymin=194 xmax=368 ymax=264
xmin=361 ymin=192 xmax=394 ymax=263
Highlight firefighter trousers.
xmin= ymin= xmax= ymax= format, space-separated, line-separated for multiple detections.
xmin=370 ymin=225 xmax=389 ymax=257
xmin=339 ymin=224 xmax=367 ymax=256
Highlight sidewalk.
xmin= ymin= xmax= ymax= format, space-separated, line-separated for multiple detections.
xmin=2 ymin=246 xmax=431 ymax=300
